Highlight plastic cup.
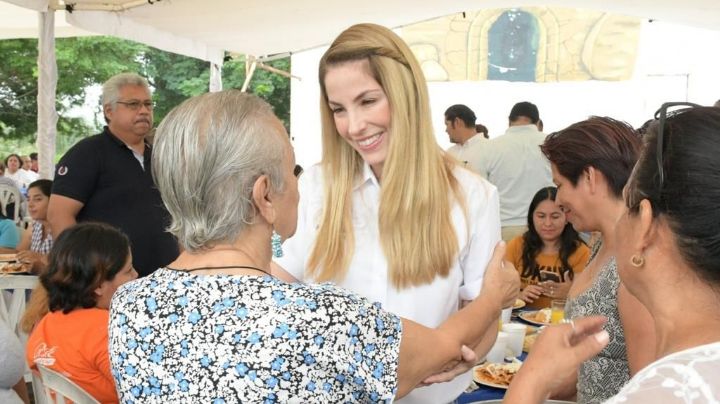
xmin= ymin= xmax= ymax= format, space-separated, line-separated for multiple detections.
xmin=485 ymin=331 xmax=508 ymax=363
xmin=501 ymin=323 xmax=527 ymax=358
xmin=499 ymin=307 xmax=512 ymax=329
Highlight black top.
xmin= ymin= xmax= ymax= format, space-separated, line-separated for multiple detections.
xmin=52 ymin=127 xmax=179 ymax=277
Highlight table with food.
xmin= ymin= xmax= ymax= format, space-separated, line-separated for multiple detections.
xmin=456 ymin=301 xmax=553 ymax=403
xmin=0 ymin=254 xmax=31 ymax=274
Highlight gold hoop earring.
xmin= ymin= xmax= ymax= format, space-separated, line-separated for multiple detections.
xmin=630 ymin=254 xmax=645 ymax=267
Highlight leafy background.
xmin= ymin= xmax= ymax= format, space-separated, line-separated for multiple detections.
xmin=0 ymin=36 xmax=290 ymax=160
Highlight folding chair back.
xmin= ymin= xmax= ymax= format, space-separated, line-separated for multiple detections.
xmin=0 ymin=275 xmax=39 ymax=383
xmin=37 ymin=365 xmax=100 ymax=404
xmin=32 ymin=370 xmax=49 ymax=404
xmin=0 ymin=275 xmax=38 ymax=342
xmin=0 ymin=184 xmax=21 ymax=223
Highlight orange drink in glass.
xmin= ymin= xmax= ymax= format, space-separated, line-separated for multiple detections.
xmin=551 ymin=299 xmax=566 ymax=324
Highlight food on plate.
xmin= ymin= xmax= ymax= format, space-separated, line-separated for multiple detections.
xmin=512 ymin=299 xmax=526 ymax=309
xmin=473 ymin=360 xmax=522 ymax=388
xmin=532 ymin=308 xmax=551 ymax=323
xmin=0 ymin=262 xmax=29 ymax=273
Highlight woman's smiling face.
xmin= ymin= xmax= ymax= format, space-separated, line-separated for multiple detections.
xmin=324 ymin=59 xmax=392 ymax=179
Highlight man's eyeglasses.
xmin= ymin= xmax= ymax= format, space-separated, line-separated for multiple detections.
xmin=116 ymin=100 xmax=154 ymax=111
xmin=653 ymin=102 xmax=701 ymax=191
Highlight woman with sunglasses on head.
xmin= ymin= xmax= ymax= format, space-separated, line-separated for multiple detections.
xmin=507 ymin=105 xmax=720 ymax=403
xmin=537 ymin=117 xmax=656 ymax=403
xmin=272 ymin=23 xmax=503 ymax=403
xmin=25 ymin=222 xmax=138 ymax=404
xmin=506 ymin=186 xmax=590 ymax=309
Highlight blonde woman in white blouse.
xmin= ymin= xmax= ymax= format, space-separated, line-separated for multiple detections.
xmin=274 ymin=23 xmax=502 ymax=404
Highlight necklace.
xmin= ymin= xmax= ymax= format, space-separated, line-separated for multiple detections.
xmin=166 ymin=265 xmax=271 ymax=277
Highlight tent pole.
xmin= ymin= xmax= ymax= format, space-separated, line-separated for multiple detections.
xmin=209 ymin=62 xmax=223 ymax=92
xmin=241 ymin=56 xmax=257 ymax=92
xmin=36 ymin=9 xmax=58 ymax=180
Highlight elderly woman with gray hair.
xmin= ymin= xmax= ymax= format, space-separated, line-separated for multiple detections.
xmin=107 ymin=90 xmax=519 ymax=402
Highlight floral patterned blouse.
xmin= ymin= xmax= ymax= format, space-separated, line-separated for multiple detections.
xmin=606 ymin=342 xmax=720 ymax=403
xmin=109 ymin=268 xmax=402 ymax=403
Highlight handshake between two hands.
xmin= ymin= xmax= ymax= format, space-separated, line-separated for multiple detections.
xmin=421 ymin=241 xmax=521 ymax=386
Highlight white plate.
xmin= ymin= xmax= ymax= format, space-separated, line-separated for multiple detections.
xmin=472 ymin=358 xmax=522 ymax=389
xmin=518 ymin=310 xmax=551 ymax=326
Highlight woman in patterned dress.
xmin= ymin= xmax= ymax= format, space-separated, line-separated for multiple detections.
xmin=17 ymin=179 xmax=53 ymax=273
xmin=506 ymin=105 xmax=720 ymax=403
xmin=107 ymin=90 xmax=519 ymax=403
xmin=535 ymin=117 xmax=656 ymax=402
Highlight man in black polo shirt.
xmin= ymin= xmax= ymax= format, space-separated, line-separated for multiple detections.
xmin=47 ymin=73 xmax=179 ymax=277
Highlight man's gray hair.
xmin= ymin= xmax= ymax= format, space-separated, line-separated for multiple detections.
xmin=152 ymin=90 xmax=286 ymax=251
xmin=101 ymin=73 xmax=150 ymax=108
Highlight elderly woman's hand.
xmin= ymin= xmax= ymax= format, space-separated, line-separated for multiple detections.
xmin=504 ymin=316 xmax=609 ymax=403
xmin=419 ymin=345 xmax=477 ymax=386
xmin=481 ymin=241 xmax=520 ymax=309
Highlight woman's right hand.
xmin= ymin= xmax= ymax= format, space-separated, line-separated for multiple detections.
xmin=520 ymin=284 xmax=545 ymax=303
xmin=504 ymin=316 xmax=609 ymax=403
xmin=481 ymin=241 xmax=520 ymax=309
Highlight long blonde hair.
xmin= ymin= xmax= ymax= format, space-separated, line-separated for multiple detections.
xmin=309 ymin=23 xmax=465 ymax=289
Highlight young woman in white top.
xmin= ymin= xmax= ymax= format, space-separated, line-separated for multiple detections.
xmin=506 ymin=105 xmax=720 ymax=403
xmin=274 ymin=23 xmax=502 ymax=403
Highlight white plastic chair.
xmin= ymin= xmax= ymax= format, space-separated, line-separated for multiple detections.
xmin=0 ymin=275 xmax=39 ymax=383
xmin=0 ymin=275 xmax=37 ymax=342
xmin=0 ymin=184 xmax=21 ymax=224
xmin=37 ymin=365 xmax=100 ymax=404
xmin=32 ymin=371 xmax=49 ymax=404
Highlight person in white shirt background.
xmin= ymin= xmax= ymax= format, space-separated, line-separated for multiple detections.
xmin=445 ymin=104 xmax=488 ymax=172
xmin=445 ymin=104 xmax=489 ymax=174
xmin=3 ymin=153 xmax=37 ymax=192
xmin=473 ymin=101 xmax=553 ymax=241
xmin=273 ymin=23 xmax=505 ymax=404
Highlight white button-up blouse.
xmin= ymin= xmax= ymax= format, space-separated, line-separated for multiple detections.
xmin=276 ymin=162 xmax=501 ymax=404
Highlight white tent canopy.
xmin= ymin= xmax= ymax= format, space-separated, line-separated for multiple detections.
xmin=2 ymin=0 xmax=720 ymax=178
xmin=3 ymin=0 xmax=720 ymax=62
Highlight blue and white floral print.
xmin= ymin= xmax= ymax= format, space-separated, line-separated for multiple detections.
xmin=109 ymin=268 xmax=401 ymax=403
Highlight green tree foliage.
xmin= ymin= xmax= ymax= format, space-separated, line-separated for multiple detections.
xmin=0 ymin=36 xmax=290 ymax=157
xmin=0 ymin=37 xmax=144 ymax=148
xmin=221 ymin=58 xmax=291 ymax=129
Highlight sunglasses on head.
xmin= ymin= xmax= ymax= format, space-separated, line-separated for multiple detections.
xmin=653 ymin=102 xmax=702 ymax=191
